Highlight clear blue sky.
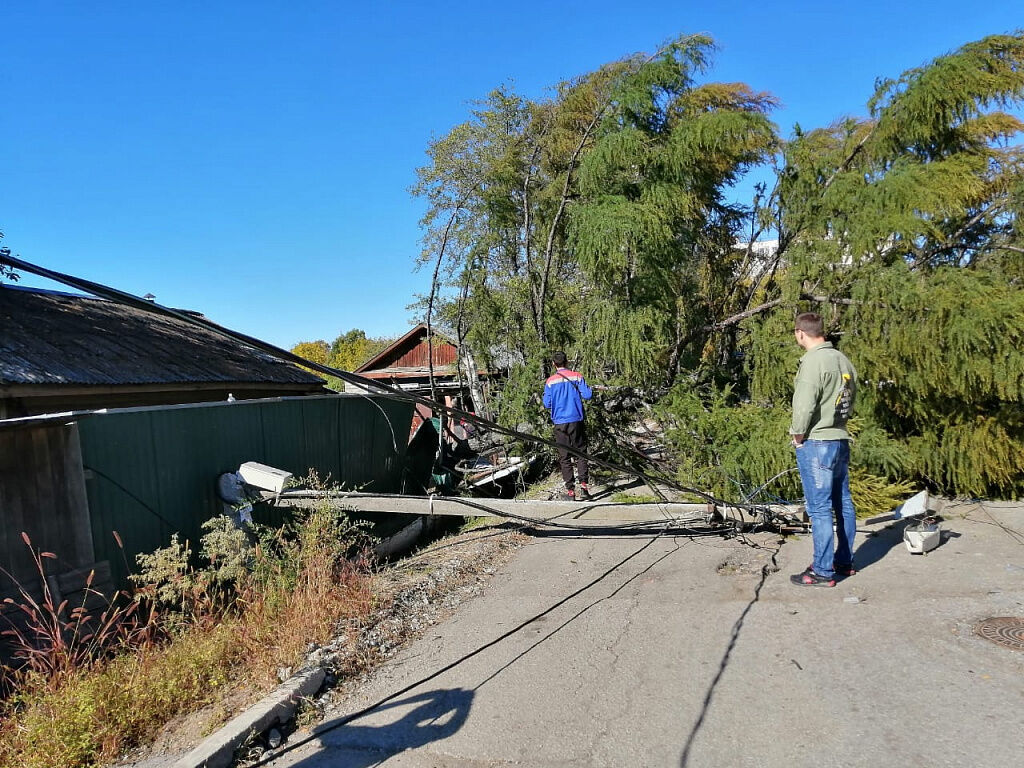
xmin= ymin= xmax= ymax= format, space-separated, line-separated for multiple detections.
xmin=2 ymin=2 xmax=1019 ymax=349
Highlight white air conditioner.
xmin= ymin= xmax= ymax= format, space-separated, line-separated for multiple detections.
xmin=237 ymin=461 xmax=293 ymax=493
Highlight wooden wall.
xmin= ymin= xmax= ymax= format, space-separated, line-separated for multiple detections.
xmin=0 ymin=423 xmax=111 ymax=661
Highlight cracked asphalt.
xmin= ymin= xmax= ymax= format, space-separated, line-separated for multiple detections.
xmin=264 ymin=501 xmax=1024 ymax=767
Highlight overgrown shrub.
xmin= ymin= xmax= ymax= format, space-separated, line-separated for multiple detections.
xmin=0 ymin=479 xmax=376 ymax=768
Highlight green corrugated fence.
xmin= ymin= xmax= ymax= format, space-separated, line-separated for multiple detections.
xmin=76 ymin=394 xmax=415 ymax=589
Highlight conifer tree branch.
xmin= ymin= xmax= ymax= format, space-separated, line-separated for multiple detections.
xmin=711 ymin=297 xmax=786 ymax=328
xmin=910 ymin=198 xmax=1009 ymax=269
xmin=537 ymin=38 xmax=689 ymax=346
xmin=821 ymin=123 xmax=876 ymax=193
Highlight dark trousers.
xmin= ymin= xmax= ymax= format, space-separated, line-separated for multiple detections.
xmin=554 ymin=421 xmax=588 ymax=488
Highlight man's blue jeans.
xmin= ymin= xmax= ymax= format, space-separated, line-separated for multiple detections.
xmin=795 ymin=439 xmax=856 ymax=579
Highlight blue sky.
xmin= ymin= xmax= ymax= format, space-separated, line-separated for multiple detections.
xmin=1 ymin=2 xmax=1019 ymax=349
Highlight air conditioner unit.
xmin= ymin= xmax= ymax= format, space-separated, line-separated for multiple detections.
xmin=904 ymin=520 xmax=941 ymax=554
xmin=238 ymin=462 xmax=293 ymax=493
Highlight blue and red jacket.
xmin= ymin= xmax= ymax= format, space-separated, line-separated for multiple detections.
xmin=543 ymin=368 xmax=592 ymax=424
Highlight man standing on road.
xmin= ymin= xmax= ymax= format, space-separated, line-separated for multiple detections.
xmin=789 ymin=312 xmax=858 ymax=587
xmin=543 ymin=352 xmax=593 ymax=500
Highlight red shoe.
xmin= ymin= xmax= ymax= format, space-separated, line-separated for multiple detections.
xmin=790 ymin=567 xmax=836 ymax=587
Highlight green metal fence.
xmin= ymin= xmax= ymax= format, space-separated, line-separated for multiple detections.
xmin=76 ymin=395 xmax=414 ymax=588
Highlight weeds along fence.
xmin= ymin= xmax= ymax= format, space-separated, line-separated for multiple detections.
xmin=0 ymin=394 xmax=416 ymax=646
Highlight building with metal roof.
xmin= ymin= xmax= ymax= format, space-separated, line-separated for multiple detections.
xmin=0 ymin=284 xmax=327 ymax=417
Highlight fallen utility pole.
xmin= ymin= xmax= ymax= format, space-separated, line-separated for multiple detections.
xmin=272 ymin=491 xmax=805 ymax=528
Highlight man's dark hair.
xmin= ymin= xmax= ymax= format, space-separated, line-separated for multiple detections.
xmin=794 ymin=312 xmax=825 ymax=338
xmin=551 ymin=351 xmax=568 ymax=367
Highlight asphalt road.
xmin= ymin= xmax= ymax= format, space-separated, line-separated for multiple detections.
xmin=265 ymin=501 xmax=1024 ymax=768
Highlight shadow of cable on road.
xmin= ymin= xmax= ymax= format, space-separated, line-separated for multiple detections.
xmin=678 ymin=546 xmax=779 ymax=768
xmin=471 ymin=537 xmax=687 ymax=691
xmin=262 ymin=534 xmax=685 ymax=767
xmin=283 ymin=688 xmax=474 ymax=768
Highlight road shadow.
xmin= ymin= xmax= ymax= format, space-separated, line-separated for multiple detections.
xmin=280 ymin=687 xmax=473 ymax=767
xmin=853 ymin=519 xmax=911 ymax=572
xmin=853 ymin=520 xmax=962 ymax=576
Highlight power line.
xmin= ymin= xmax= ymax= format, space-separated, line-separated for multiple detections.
xmin=1 ymin=254 xmax=782 ymax=523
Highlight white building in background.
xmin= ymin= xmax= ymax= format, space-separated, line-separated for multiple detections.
xmin=735 ymin=239 xmax=781 ymax=259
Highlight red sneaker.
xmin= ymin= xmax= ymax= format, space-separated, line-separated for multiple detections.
xmin=790 ymin=567 xmax=836 ymax=587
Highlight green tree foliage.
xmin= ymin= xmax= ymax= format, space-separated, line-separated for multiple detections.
xmin=740 ymin=32 xmax=1024 ymax=498
xmin=416 ymin=31 xmax=1024 ymax=500
xmin=290 ymin=330 xmax=393 ymax=391
xmin=327 ymin=329 xmax=391 ymax=372
xmin=571 ymin=38 xmax=777 ymax=382
xmin=414 ymin=34 xmax=778 ymax=425
xmin=290 ymin=340 xmax=329 ymax=371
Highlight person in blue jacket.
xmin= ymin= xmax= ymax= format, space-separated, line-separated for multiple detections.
xmin=542 ymin=351 xmax=593 ymax=500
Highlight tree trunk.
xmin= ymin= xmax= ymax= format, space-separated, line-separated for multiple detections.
xmin=460 ymin=345 xmax=491 ymax=421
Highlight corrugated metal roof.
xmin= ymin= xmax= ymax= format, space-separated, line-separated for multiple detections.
xmin=0 ymin=285 xmax=324 ymax=387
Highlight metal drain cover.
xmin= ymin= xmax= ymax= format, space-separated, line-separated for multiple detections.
xmin=974 ymin=617 xmax=1024 ymax=651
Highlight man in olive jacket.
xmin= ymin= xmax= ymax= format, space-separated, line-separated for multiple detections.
xmin=789 ymin=312 xmax=858 ymax=587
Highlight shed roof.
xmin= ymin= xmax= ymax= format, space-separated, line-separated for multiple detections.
xmin=0 ymin=285 xmax=324 ymax=387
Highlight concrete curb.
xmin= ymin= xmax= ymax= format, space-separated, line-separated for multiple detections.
xmin=172 ymin=667 xmax=325 ymax=768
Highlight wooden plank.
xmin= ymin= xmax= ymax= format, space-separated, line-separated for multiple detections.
xmin=0 ymin=430 xmax=15 ymax=583
xmin=0 ymin=576 xmax=46 ymax=611
xmin=60 ymin=588 xmax=115 ymax=615
xmin=1 ymin=424 xmax=98 ymax=607
xmin=274 ymin=492 xmax=802 ymax=526
xmin=2 ymin=563 xmax=115 ymax=626
xmin=56 ymin=561 xmax=113 ymax=595
xmin=2 ymin=430 xmax=33 ymax=585
xmin=61 ymin=424 xmax=96 ymax=566
xmin=44 ymin=425 xmax=78 ymax=567
xmin=30 ymin=426 xmax=57 ymax=553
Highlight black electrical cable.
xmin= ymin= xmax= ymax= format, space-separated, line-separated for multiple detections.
xmin=976 ymin=504 xmax=1024 ymax=547
xmin=1 ymin=255 xmax=779 ymax=520
xmin=469 ymin=534 xmax=688 ymax=693
xmin=247 ymin=521 xmax=674 ymax=767
xmin=432 ymin=495 xmax=709 ymax=533
xmin=389 ymin=506 xmax=587 ymax=571
xmin=83 ymin=464 xmax=181 ymax=532
xmin=388 ymin=495 xmax=730 ymax=570
xmin=390 ymin=523 xmax=524 ymax=568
